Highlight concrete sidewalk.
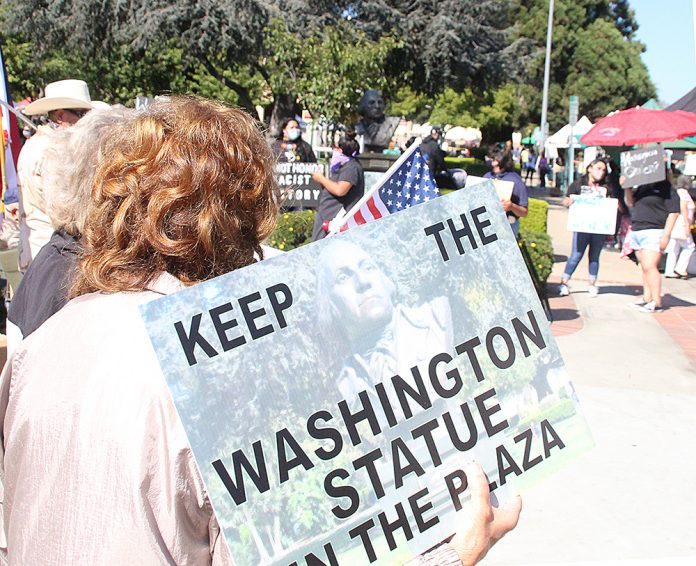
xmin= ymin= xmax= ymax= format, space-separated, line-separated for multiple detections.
xmin=484 ymin=195 xmax=696 ymax=564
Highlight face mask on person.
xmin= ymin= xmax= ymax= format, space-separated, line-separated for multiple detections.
xmin=330 ymin=148 xmax=351 ymax=173
xmin=590 ymin=168 xmax=605 ymax=183
xmin=287 ymin=128 xmax=301 ymax=141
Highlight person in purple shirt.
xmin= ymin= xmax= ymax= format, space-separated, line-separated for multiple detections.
xmin=484 ymin=148 xmax=529 ymax=236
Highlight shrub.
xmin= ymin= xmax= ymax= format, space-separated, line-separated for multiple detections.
xmin=444 ymin=157 xmax=489 ymax=177
xmin=520 ymin=198 xmax=548 ymax=234
xmin=267 ymin=210 xmax=316 ymax=251
xmin=518 ymin=231 xmax=554 ymax=284
xmin=516 ymin=398 xmax=577 ymax=431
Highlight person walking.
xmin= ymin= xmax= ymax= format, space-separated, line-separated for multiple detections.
xmin=524 ymin=148 xmax=536 ymax=184
xmin=536 ymin=151 xmax=548 ymax=189
xmin=558 ymin=159 xmax=614 ymax=297
xmin=664 ymin=174 xmax=695 ymax=279
xmin=625 ymin=169 xmax=681 ymax=312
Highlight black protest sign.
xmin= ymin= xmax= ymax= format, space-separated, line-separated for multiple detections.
xmin=620 ymin=146 xmax=665 ymax=188
xmin=275 ymin=162 xmax=325 ymax=208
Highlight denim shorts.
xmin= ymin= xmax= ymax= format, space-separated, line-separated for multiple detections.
xmin=630 ymin=229 xmax=664 ymax=252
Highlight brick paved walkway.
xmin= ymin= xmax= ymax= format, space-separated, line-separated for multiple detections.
xmin=655 ymin=292 xmax=696 ymax=364
xmin=547 ymin=287 xmax=584 ymax=337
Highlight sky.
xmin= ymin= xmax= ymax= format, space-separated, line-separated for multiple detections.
xmin=631 ymin=0 xmax=696 ymax=106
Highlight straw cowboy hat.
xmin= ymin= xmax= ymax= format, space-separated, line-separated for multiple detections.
xmin=23 ymin=79 xmax=93 ymax=116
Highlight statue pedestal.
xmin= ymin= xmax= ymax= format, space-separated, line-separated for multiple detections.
xmin=360 ymin=152 xmax=400 ymax=192
xmin=360 ymin=152 xmax=399 ymax=173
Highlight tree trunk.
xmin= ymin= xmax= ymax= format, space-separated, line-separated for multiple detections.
xmin=200 ymin=56 xmax=259 ymax=118
xmin=268 ymin=93 xmax=300 ymax=138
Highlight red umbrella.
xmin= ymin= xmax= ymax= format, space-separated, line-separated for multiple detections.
xmin=580 ymin=107 xmax=696 ymax=146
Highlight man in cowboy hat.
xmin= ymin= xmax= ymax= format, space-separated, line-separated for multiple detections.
xmin=16 ymin=79 xmax=93 ymax=270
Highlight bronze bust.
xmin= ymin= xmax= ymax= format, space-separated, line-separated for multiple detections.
xmin=355 ymin=90 xmax=400 ymax=152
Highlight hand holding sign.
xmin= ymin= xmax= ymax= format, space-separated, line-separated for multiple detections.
xmin=449 ymin=462 xmax=522 ymax=566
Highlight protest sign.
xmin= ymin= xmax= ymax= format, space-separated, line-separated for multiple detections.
xmin=620 ymin=146 xmax=665 ymax=188
xmin=140 ymin=183 xmax=593 ymax=565
xmin=567 ymin=196 xmax=619 ymax=235
xmin=465 ymin=175 xmax=513 ymax=200
xmin=276 ymin=162 xmax=325 ymax=208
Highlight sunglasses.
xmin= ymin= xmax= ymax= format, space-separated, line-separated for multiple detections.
xmin=65 ymin=108 xmax=88 ymax=119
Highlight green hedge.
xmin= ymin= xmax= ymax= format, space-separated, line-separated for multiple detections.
xmin=516 ymin=398 xmax=577 ymax=431
xmin=520 ymin=198 xmax=548 ymax=234
xmin=518 ymin=198 xmax=553 ymax=285
xmin=518 ymin=231 xmax=554 ymax=284
xmin=444 ymin=157 xmax=488 ymax=177
xmin=266 ymin=210 xmax=316 ymax=251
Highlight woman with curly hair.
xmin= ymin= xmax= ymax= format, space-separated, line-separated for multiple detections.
xmin=0 ymin=97 xmax=518 ymax=565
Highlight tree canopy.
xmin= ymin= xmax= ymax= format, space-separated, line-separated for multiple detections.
xmin=0 ymin=0 xmax=656 ymax=141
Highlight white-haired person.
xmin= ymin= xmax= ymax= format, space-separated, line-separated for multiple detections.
xmin=0 ymin=97 xmax=519 ymax=565
xmin=6 ymin=106 xmax=134 ymax=356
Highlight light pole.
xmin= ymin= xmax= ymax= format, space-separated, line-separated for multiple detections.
xmin=539 ymin=0 xmax=555 ymax=155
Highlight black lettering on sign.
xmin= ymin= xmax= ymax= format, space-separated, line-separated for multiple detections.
xmin=212 ymin=440 xmax=270 ymax=505
xmin=424 ymin=206 xmax=498 ymax=262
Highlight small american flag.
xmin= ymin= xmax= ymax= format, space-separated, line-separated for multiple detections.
xmin=331 ymin=143 xmax=440 ymax=234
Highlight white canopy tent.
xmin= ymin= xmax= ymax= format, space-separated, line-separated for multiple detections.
xmin=444 ymin=126 xmax=482 ymax=145
xmin=546 ymin=115 xmax=593 ymax=148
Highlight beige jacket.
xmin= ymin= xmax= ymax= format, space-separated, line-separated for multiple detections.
xmin=0 ymin=273 xmax=232 ymax=565
xmin=16 ymin=126 xmax=55 ymax=271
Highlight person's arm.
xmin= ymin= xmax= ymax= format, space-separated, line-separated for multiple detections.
xmin=502 ymin=200 xmax=528 ymax=218
xmin=502 ymin=178 xmax=528 ymax=218
xmin=563 ymin=179 xmax=581 ymax=207
xmin=312 ymin=171 xmax=352 ymax=197
xmin=405 ymin=462 xmax=522 ymax=566
xmin=679 ymin=193 xmax=690 ymax=234
xmin=624 ymin=186 xmax=634 ymax=208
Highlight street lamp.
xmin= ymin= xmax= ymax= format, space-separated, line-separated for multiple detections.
xmin=539 ymin=0 xmax=555 ymax=154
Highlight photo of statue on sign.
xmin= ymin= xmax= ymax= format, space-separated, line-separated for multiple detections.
xmin=140 ymin=184 xmax=593 ymax=565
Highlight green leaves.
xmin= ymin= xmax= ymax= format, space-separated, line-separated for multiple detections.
xmin=262 ymin=18 xmax=401 ymax=124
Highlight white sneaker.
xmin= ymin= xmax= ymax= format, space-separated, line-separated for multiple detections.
xmin=639 ymin=301 xmax=663 ymax=313
xmin=588 ymin=285 xmax=599 ymax=298
xmin=630 ymin=299 xmax=648 ymax=308
xmin=558 ymin=283 xmax=569 ymax=296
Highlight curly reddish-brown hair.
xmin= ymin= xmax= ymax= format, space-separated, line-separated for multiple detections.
xmin=71 ymin=96 xmax=279 ymax=296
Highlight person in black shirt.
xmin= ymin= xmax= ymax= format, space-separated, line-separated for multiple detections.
xmin=310 ymin=130 xmax=364 ymax=241
xmin=271 ymin=118 xmax=317 ymax=163
xmin=420 ymin=127 xmax=446 ymax=176
xmin=558 ymin=159 xmax=614 ymax=297
xmin=625 ymin=173 xmax=681 ymax=312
